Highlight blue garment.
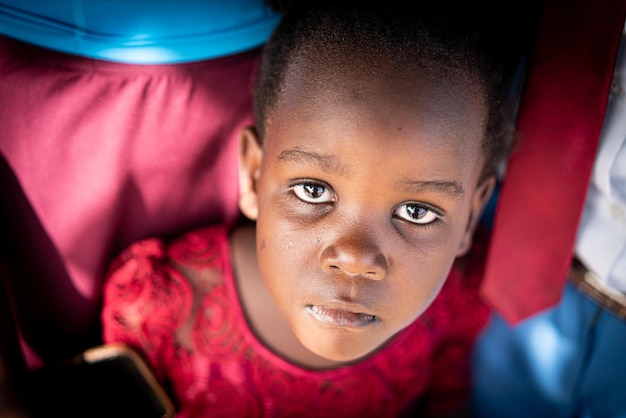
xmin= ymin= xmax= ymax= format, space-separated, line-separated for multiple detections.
xmin=472 ymin=282 xmax=626 ymax=418
xmin=0 ymin=1 xmax=281 ymax=63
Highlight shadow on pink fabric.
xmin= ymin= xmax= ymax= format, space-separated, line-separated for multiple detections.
xmin=0 ymin=35 xmax=260 ymax=366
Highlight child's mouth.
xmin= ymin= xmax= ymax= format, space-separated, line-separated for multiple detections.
xmin=306 ymin=305 xmax=379 ymax=328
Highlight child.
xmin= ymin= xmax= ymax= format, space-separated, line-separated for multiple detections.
xmin=101 ymin=1 xmax=526 ymax=416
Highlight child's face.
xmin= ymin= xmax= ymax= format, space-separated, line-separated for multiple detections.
xmin=239 ymin=55 xmax=494 ymax=363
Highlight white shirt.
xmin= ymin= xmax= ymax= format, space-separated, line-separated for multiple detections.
xmin=575 ymin=23 xmax=626 ymax=293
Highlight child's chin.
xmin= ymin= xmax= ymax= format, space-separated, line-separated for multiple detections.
xmin=300 ymin=332 xmax=383 ymax=365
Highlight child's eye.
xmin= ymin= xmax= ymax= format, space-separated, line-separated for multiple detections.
xmin=394 ymin=203 xmax=441 ymax=225
xmin=291 ymin=182 xmax=336 ymax=203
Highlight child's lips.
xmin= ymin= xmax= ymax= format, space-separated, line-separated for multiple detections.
xmin=306 ymin=305 xmax=379 ymax=328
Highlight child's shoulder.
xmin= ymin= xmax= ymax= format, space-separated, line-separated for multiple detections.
xmin=166 ymin=224 xmax=231 ymax=266
xmin=106 ymin=224 xmax=230 ymax=274
xmin=101 ymin=225 xmax=232 ymax=339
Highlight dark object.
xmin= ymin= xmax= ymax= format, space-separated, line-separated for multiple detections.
xmin=28 ymin=344 xmax=175 ymax=418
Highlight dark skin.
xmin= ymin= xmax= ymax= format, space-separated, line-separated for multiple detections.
xmin=231 ymin=48 xmax=495 ymax=369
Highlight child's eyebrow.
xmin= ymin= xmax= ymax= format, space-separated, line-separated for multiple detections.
xmin=276 ymin=147 xmax=351 ymax=176
xmin=398 ymin=179 xmax=465 ymax=199
xmin=276 ymin=147 xmax=465 ymax=199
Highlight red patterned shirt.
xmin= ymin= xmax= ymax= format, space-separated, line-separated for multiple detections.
xmin=101 ymin=225 xmax=489 ymax=418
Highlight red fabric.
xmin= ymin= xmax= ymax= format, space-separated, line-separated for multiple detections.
xmin=101 ymin=225 xmax=490 ymax=418
xmin=481 ymin=0 xmax=626 ymax=323
xmin=0 ymin=36 xmax=258 ymax=365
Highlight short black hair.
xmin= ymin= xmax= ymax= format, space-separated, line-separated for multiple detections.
xmin=254 ymin=0 xmax=539 ymax=180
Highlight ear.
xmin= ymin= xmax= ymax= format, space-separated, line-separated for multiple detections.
xmin=238 ymin=126 xmax=263 ymax=221
xmin=456 ymin=175 xmax=496 ymax=256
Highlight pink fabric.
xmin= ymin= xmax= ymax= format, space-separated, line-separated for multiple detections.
xmin=0 ymin=35 xmax=258 ymax=365
xmin=101 ymin=225 xmax=491 ymax=417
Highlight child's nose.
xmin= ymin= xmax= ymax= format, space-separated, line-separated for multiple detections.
xmin=320 ymin=229 xmax=387 ymax=280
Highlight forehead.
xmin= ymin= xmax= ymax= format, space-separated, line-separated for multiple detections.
xmin=266 ymin=50 xmax=488 ymax=164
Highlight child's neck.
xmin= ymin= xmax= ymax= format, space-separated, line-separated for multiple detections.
xmin=229 ymin=224 xmax=342 ymax=370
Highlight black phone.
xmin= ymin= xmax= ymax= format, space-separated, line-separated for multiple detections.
xmin=28 ymin=343 xmax=175 ymax=418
